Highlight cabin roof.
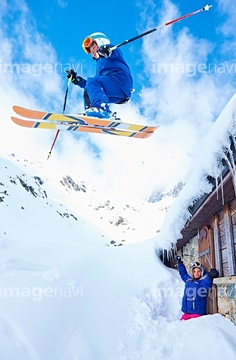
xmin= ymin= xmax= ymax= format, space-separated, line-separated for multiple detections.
xmin=178 ymin=168 xmax=235 ymax=249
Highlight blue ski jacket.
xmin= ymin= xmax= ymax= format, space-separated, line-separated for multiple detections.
xmin=178 ymin=262 xmax=213 ymax=315
xmin=77 ymin=45 xmax=133 ymax=101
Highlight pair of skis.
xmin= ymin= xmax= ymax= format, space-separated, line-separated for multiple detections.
xmin=11 ymin=106 xmax=159 ymax=139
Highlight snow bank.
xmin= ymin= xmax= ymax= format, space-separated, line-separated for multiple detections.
xmin=1 ymin=235 xmax=236 ymax=360
xmin=0 ymin=152 xmax=236 ymax=359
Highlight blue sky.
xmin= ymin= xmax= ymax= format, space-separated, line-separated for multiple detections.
xmin=5 ymin=1 xmax=233 ymax=96
xmin=14 ymin=0 xmax=235 ymax=95
xmin=1 ymin=0 xmax=236 ymax=199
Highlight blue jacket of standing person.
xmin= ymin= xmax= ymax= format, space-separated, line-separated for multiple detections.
xmin=178 ymin=261 xmax=215 ymax=315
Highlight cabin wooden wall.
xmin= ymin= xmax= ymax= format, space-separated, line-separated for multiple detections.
xmin=197 ymin=226 xmax=217 ymax=314
xmin=196 ymin=201 xmax=236 ymax=319
xmin=212 ymin=202 xmax=236 ymax=276
xmin=173 ymin=193 xmax=236 ymax=322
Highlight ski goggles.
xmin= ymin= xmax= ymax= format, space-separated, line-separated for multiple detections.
xmin=82 ymin=36 xmax=96 ymax=54
xmin=190 ymin=261 xmax=201 ymax=270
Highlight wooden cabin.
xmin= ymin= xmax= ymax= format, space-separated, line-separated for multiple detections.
xmin=172 ymin=156 xmax=236 ymax=324
xmin=160 ymin=95 xmax=236 ymax=324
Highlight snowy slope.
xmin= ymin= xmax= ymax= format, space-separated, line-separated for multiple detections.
xmin=0 ymin=152 xmax=236 ymax=359
xmin=0 ymin=154 xmax=109 ymax=245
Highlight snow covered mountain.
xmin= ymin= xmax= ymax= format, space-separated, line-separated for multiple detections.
xmin=1 ymin=150 xmax=236 ymax=360
xmin=0 ymin=152 xmax=176 ymax=246
xmin=148 ymin=181 xmax=184 ymax=203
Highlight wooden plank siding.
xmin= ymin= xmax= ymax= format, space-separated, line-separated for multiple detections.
xmin=203 ymin=203 xmax=236 ymax=278
xmin=198 ymin=226 xmax=218 ymax=314
xmin=223 ymin=204 xmax=236 ymax=275
xmin=213 ymin=214 xmax=223 ymax=276
xmin=231 ymin=198 xmax=236 ymax=258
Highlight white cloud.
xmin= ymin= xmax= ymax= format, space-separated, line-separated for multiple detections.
xmin=56 ymin=0 xmax=68 ymax=7
xmin=120 ymin=0 xmax=236 ymax=197
xmin=218 ymin=0 xmax=236 ymax=38
xmin=0 ymin=1 xmax=65 ymax=161
xmin=0 ymin=0 xmax=7 ymax=14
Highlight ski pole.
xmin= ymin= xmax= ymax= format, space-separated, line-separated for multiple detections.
xmin=205 ymin=252 xmax=213 ymax=268
xmin=110 ymin=4 xmax=212 ymax=51
xmin=47 ymin=76 xmax=72 ymax=160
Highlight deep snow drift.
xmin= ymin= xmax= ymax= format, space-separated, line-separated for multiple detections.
xmin=0 ymin=151 xmax=236 ymax=360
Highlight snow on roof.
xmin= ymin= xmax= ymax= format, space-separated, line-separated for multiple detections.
xmin=156 ymin=92 xmax=236 ymax=250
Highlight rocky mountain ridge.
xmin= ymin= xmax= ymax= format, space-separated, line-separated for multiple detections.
xmin=0 ymin=153 xmax=179 ymax=245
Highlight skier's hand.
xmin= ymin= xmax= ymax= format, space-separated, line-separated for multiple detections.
xmin=66 ymin=68 xmax=77 ymax=81
xmin=208 ymin=268 xmax=219 ymax=279
xmin=98 ymin=45 xmax=111 ymax=58
xmin=174 ymin=255 xmax=182 ymax=264
xmin=66 ymin=69 xmax=84 ymax=85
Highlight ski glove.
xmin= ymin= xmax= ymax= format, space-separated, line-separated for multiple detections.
xmin=98 ymin=45 xmax=112 ymax=58
xmin=66 ymin=69 xmax=84 ymax=85
xmin=174 ymin=255 xmax=182 ymax=264
xmin=208 ymin=268 xmax=219 ymax=279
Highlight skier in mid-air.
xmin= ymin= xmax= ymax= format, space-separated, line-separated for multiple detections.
xmin=66 ymin=32 xmax=133 ymax=119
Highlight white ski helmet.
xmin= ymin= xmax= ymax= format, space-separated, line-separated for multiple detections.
xmin=82 ymin=32 xmax=110 ymax=54
xmin=190 ymin=261 xmax=205 ymax=277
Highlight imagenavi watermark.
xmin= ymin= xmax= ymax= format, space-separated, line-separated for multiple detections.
xmin=151 ymin=60 xmax=236 ymax=77
xmin=1 ymin=59 xmax=236 ymax=78
xmin=0 ymin=60 xmax=85 ymax=77
xmin=152 ymin=285 xmax=217 ymax=299
xmin=0 ymin=284 xmax=84 ymax=301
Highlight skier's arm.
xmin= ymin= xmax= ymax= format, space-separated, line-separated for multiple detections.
xmin=201 ymin=268 xmax=219 ymax=289
xmin=177 ymin=262 xmax=191 ymax=283
xmin=73 ymin=77 xmax=87 ymax=89
xmin=66 ymin=68 xmax=87 ymax=88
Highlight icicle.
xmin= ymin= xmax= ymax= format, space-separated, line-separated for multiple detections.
xmin=168 ymin=243 xmax=177 ymax=261
xmin=166 ymin=249 xmax=169 ymax=262
xmin=221 ymin=147 xmax=236 ymax=200
xmin=214 ymin=169 xmax=219 ymax=201
xmin=173 ymin=242 xmax=177 ymax=256
xmin=223 ymin=147 xmax=236 ymax=198
xmin=220 ymin=173 xmax=224 ymax=206
xmin=228 ymin=138 xmax=236 ymax=195
xmin=228 ymin=145 xmax=236 ymax=176
xmin=231 ymin=136 xmax=236 ymax=153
